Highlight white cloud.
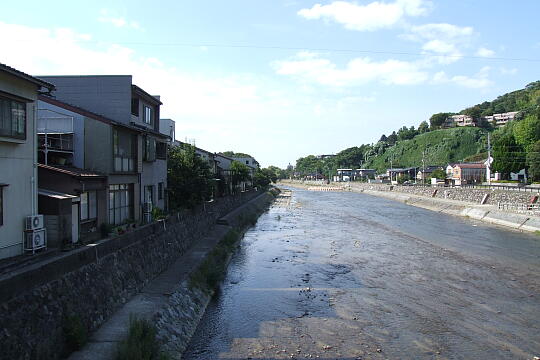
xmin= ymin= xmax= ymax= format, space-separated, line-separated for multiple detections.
xmin=432 ymin=66 xmax=492 ymax=89
xmin=475 ymin=47 xmax=495 ymax=57
xmin=402 ymin=23 xmax=474 ymax=64
xmin=98 ymin=9 xmax=142 ymax=30
xmin=407 ymin=23 xmax=474 ymax=40
xmin=298 ymin=0 xmax=431 ymax=31
xmin=273 ymin=52 xmax=429 ymax=86
xmin=0 ymin=21 xmax=301 ymax=166
xmin=499 ymin=67 xmax=517 ymax=75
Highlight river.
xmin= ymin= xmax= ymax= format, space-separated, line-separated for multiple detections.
xmin=183 ymin=187 xmax=540 ymax=360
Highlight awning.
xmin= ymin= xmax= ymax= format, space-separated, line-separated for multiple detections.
xmin=38 ymin=188 xmax=79 ymax=201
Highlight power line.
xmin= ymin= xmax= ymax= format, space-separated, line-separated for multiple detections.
xmin=84 ymin=40 xmax=540 ymax=63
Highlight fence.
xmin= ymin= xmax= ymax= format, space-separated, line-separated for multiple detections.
xmin=497 ymin=202 xmax=540 ymax=216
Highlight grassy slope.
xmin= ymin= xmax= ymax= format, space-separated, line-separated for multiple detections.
xmin=365 ymin=127 xmax=487 ymax=172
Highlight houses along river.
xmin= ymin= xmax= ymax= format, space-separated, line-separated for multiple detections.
xmin=183 ymin=187 xmax=540 ymax=359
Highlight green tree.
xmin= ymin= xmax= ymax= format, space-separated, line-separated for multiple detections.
xmin=295 ymin=155 xmax=324 ymax=176
xmin=492 ymin=133 xmax=526 ymax=179
xmin=221 ymin=151 xmax=252 ymax=158
xmin=418 ymin=121 xmax=429 ymax=133
xmin=253 ymin=168 xmax=276 ymax=188
xmin=431 ymin=169 xmax=447 ymax=180
xmin=462 ymin=105 xmax=482 ymax=120
xmin=513 ymin=114 xmax=540 ymax=151
xmin=387 ymin=131 xmax=398 ymax=145
xmin=429 ymin=113 xmax=452 ymax=130
xmin=230 ymin=160 xmax=251 ymax=186
xmin=168 ymin=144 xmax=213 ymax=209
xmin=527 ymin=140 xmax=540 ymax=181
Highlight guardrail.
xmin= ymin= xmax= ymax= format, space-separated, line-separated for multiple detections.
xmin=462 ymin=184 xmax=540 ymax=192
xmin=498 ymin=202 xmax=540 ymax=215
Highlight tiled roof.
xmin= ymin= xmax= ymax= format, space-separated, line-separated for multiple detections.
xmin=0 ymin=63 xmax=55 ymax=91
xmin=455 ymin=163 xmax=486 ymax=169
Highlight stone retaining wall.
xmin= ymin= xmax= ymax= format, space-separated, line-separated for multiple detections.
xmin=155 ymin=190 xmax=279 ymax=359
xmin=284 ymin=180 xmax=539 ymax=205
xmin=0 ymin=190 xmax=262 ymax=360
xmin=348 ymin=183 xmax=539 ymax=205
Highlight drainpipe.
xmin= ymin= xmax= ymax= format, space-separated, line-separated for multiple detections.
xmin=32 ymin=102 xmax=37 ymax=216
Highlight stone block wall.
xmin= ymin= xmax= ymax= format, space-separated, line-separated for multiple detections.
xmin=0 ymin=190 xmax=262 ymax=360
xmin=348 ymin=183 xmax=539 ymax=205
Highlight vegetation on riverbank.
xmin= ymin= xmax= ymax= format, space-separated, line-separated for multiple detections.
xmin=116 ymin=317 xmax=170 ymax=360
xmin=188 ymin=229 xmax=241 ymax=293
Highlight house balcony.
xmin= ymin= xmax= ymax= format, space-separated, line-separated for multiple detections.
xmin=37 ymin=108 xmax=74 ymax=166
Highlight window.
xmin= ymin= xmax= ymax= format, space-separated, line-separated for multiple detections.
xmin=158 ymin=182 xmax=163 ymax=200
xmin=113 ymin=129 xmax=136 ymax=172
xmin=144 ymin=137 xmax=156 ymax=162
xmin=131 ymin=98 xmax=139 ymax=116
xmin=143 ymin=105 xmax=153 ymax=125
xmin=80 ymin=191 xmax=97 ymax=221
xmin=109 ymin=184 xmax=133 ymax=225
xmin=0 ymin=96 xmax=26 ymax=140
xmin=246 ymin=160 xmax=249 ymax=165
xmin=156 ymin=142 xmax=167 ymax=160
xmin=145 ymin=185 xmax=154 ymax=204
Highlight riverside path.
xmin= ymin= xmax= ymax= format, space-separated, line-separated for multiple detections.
xmin=183 ymin=187 xmax=540 ymax=360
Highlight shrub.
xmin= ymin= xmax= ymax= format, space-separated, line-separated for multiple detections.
xmin=116 ymin=316 xmax=169 ymax=360
xmin=63 ymin=314 xmax=87 ymax=352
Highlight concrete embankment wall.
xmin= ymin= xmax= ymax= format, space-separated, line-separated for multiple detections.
xmin=281 ymin=180 xmax=540 ymax=233
xmin=154 ymin=189 xmax=279 ymax=358
xmin=0 ymin=190 xmax=268 ymax=360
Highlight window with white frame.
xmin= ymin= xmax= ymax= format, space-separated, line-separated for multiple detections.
xmin=0 ymin=95 xmax=26 ymax=140
xmin=80 ymin=191 xmax=97 ymax=221
xmin=143 ymin=105 xmax=153 ymax=125
xmin=144 ymin=137 xmax=156 ymax=162
xmin=113 ymin=128 xmax=136 ymax=172
xmin=109 ymin=184 xmax=133 ymax=225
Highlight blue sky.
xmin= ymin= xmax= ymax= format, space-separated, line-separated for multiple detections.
xmin=1 ymin=0 xmax=539 ymax=167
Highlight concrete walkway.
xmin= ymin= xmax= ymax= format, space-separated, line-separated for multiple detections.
xmin=68 ymin=224 xmax=231 ymax=360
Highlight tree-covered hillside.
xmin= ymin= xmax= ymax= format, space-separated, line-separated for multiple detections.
xmin=290 ymin=80 xmax=540 ymax=179
xmin=365 ymin=127 xmax=487 ymax=172
xmin=460 ymin=81 xmax=540 ymax=120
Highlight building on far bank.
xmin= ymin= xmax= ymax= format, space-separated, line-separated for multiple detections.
xmin=443 ymin=114 xmax=475 ymax=128
xmin=482 ymin=111 xmax=519 ymax=127
xmin=0 ymin=63 xmax=55 ymax=259
xmin=450 ymin=163 xmax=486 ymax=185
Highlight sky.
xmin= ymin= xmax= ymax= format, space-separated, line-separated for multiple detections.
xmin=1 ymin=0 xmax=540 ymax=168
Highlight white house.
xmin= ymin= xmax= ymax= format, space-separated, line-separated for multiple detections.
xmin=0 ymin=64 xmax=55 ymax=259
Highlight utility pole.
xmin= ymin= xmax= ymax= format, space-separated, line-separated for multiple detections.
xmin=422 ymin=149 xmax=426 ymax=187
xmin=487 ymin=132 xmax=492 ymax=186
xmin=390 ymin=155 xmax=393 ymax=183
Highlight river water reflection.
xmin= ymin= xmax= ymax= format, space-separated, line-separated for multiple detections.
xmin=183 ymin=187 xmax=540 ymax=360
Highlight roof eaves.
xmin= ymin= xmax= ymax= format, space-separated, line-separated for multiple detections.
xmin=0 ymin=63 xmax=55 ymax=92
xmin=131 ymin=84 xmax=162 ymax=105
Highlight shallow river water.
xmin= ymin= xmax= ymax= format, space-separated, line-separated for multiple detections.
xmin=183 ymin=187 xmax=540 ymax=360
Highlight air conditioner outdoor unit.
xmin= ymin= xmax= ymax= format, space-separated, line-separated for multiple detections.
xmin=25 ymin=229 xmax=47 ymax=253
xmin=25 ymin=215 xmax=44 ymax=231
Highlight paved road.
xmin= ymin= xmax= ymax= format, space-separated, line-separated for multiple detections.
xmin=183 ymin=188 xmax=540 ymax=360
